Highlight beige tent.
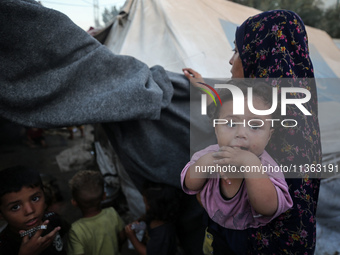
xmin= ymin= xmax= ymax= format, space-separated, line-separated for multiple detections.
xmin=103 ymin=0 xmax=340 ymax=78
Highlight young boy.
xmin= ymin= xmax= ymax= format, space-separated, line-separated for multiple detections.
xmin=0 ymin=166 xmax=68 ymax=255
xmin=67 ymin=170 xmax=125 ymax=255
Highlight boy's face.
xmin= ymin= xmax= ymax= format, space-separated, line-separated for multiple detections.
xmin=0 ymin=186 xmax=45 ymax=233
xmin=215 ymin=96 xmax=273 ymax=157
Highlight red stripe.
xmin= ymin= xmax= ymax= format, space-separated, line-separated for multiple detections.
xmin=198 ymin=82 xmax=222 ymax=105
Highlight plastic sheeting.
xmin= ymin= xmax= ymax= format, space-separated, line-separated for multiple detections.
xmin=94 ymin=125 xmax=145 ymax=219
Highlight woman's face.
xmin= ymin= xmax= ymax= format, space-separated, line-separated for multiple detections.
xmin=229 ymin=44 xmax=244 ymax=78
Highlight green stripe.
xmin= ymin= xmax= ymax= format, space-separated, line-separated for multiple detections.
xmin=199 ymin=88 xmax=217 ymax=106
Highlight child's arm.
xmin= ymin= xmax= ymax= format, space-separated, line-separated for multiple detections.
xmin=213 ymin=146 xmax=278 ymax=216
xmin=125 ymin=224 xmax=146 ymax=255
xmin=18 ymin=220 xmax=61 ymax=255
xmin=184 ymin=152 xmax=215 ymax=191
xmin=243 ymin=173 xmax=278 ymax=216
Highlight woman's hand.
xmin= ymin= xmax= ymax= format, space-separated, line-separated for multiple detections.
xmin=182 ymin=68 xmax=206 ymax=88
xmin=182 ymin=68 xmax=215 ymax=105
xmin=182 ymin=68 xmax=202 ymax=80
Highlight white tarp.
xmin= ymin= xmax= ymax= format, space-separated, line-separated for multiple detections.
xmin=101 ymin=0 xmax=340 ymax=253
xmin=334 ymin=39 xmax=340 ymax=50
xmin=105 ymin=0 xmax=340 ymax=78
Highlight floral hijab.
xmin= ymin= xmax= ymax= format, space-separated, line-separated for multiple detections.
xmin=236 ymin=10 xmax=314 ymax=79
xmin=235 ymin=10 xmax=321 ymax=254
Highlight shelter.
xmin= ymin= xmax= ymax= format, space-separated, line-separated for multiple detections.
xmin=95 ymin=0 xmax=340 ymax=254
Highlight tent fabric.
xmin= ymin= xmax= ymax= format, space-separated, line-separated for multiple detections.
xmin=334 ymin=39 xmax=340 ymax=50
xmin=104 ymin=0 xmax=340 ymax=78
xmin=104 ymin=0 xmax=260 ymax=78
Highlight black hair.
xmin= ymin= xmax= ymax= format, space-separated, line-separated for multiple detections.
xmin=209 ymin=79 xmax=281 ymax=129
xmin=0 ymin=166 xmax=43 ymax=204
xmin=142 ymin=181 xmax=180 ymax=224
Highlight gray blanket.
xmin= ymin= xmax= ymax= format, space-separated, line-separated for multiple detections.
xmin=0 ymin=0 xmax=173 ymax=127
xmin=0 ymin=0 xmax=198 ymax=187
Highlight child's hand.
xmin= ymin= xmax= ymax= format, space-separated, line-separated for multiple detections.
xmin=18 ymin=220 xmax=61 ymax=255
xmin=213 ymin=146 xmax=260 ymax=170
xmin=125 ymin=223 xmax=137 ymax=240
xmin=125 ymin=223 xmax=146 ymax=255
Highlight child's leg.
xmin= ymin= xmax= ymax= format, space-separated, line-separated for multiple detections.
xmin=78 ymin=125 xmax=84 ymax=137
xmin=67 ymin=126 xmax=74 ymax=139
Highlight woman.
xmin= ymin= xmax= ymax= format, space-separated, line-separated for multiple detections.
xmin=184 ymin=9 xmax=321 ymax=254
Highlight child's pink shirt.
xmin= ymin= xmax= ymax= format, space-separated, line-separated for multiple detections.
xmin=181 ymin=144 xmax=293 ymax=230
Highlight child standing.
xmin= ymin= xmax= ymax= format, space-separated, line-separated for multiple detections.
xmin=67 ymin=170 xmax=125 ymax=255
xmin=0 ymin=166 xmax=68 ymax=255
xmin=125 ymin=181 xmax=180 ymax=255
xmin=181 ymin=83 xmax=293 ymax=254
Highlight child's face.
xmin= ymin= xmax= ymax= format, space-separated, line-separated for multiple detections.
xmin=215 ymin=96 xmax=273 ymax=157
xmin=0 ymin=186 xmax=45 ymax=233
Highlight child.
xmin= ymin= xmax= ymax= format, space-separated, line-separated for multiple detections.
xmin=181 ymin=82 xmax=293 ymax=253
xmin=125 ymin=181 xmax=180 ymax=255
xmin=0 ymin=166 xmax=68 ymax=255
xmin=67 ymin=170 xmax=125 ymax=255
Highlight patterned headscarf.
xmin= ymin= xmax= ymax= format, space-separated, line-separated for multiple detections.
xmin=234 ymin=10 xmax=322 ymax=254
xmin=235 ymin=10 xmax=314 ymax=79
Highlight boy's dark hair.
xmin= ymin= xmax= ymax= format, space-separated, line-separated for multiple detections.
xmin=209 ymin=79 xmax=281 ymax=128
xmin=69 ymin=170 xmax=104 ymax=209
xmin=142 ymin=181 xmax=180 ymax=223
xmin=0 ymin=166 xmax=43 ymax=204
